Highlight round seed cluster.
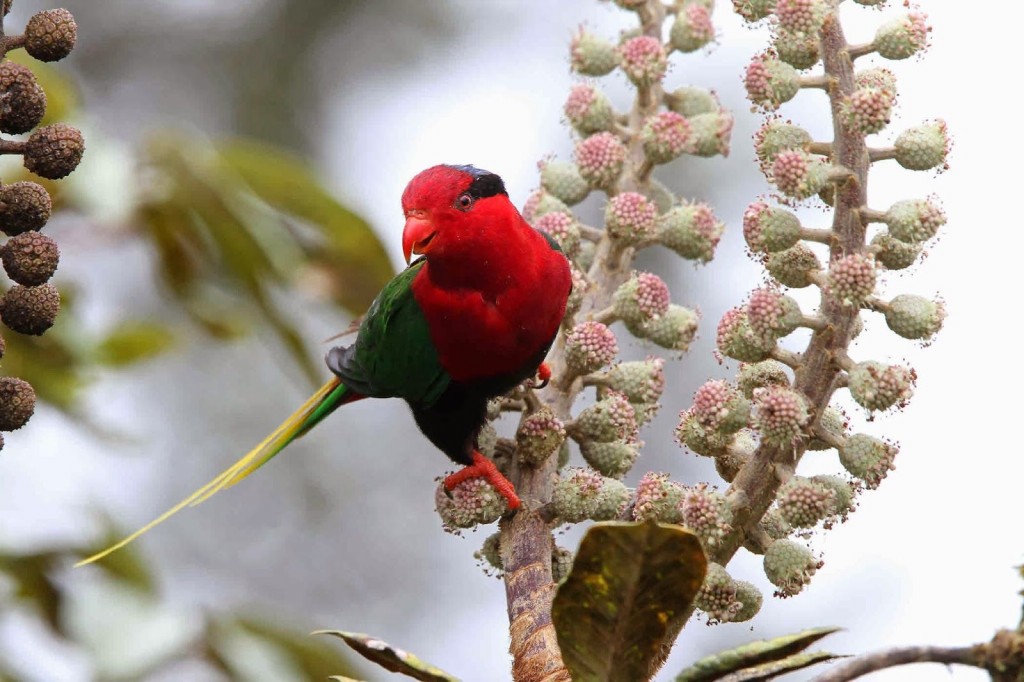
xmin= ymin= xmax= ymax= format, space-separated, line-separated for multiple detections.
xmin=0 ymin=282 xmax=59 ymax=335
xmin=618 ymin=35 xmax=668 ymax=86
xmin=691 ymin=379 xmax=750 ymax=434
xmin=573 ymin=391 xmax=637 ymax=443
xmin=580 ymin=439 xmax=639 ymax=479
xmin=613 ymin=271 xmax=670 ymax=328
xmin=680 ymin=484 xmax=733 ymax=549
xmin=871 ymin=232 xmax=921 ymax=271
xmin=841 ymin=87 xmax=894 ymax=134
xmin=657 ymin=202 xmax=723 ymax=262
xmin=633 ymin=471 xmax=684 ymax=523
xmin=670 ymin=4 xmax=715 ymax=53
xmin=874 ymin=12 xmax=929 ymax=60
xmin=774 ymin=27 xmax=820 ymax=70
xmin=884 ymin=294 xmax=945 ymax=340
xmin=766 ymin=243 xmax=822 ymax=288
xmin=777 ymin=476 xmax=835 ymax=528
xmin=564 ymin=84 xmax=615 ymax=135
xmin=676 ymin=409 xmax=732 ymax=457
xmin=747 ymin=288 xmax=802 ymax=342
xmin=665 ymin=86 xmax=719 ymax=117
xmin=754 ymin=122 xmax=811 ymax=170
xmin=0 ymin=181 xmax=52 ymax=236
xmin=522 ymin=189 xmax=569 ymax=223
xmin=0 ymin=231 xmax=59 ymax=286
xmin=827 ymin=253 xmax=876 ymax=306
xmin=565 ymin=320 xmax=619 ymax=375
xmin=753 ymin=386 xmax=809 ymax=446
xmin=641 ymin=304 xmax=699 ymax=351
xmin=24 ymin=9 xmax=78 ymax=62
xmin=733 ymin=0 xmax=777 ymax=22
xmin=885 ymin=198 xmax=945 ymax=243
xmin=605 ymin=192 xmax=658 ymax=245
xmin=435 ymin=477 xmax=508 ymax=531
xmin=474 ymin=532 xmax=502 ymax=573
xmin=839 ymin=433 xmax=896 ymax=488
xmin=764 ymin=539 xmax=821 ymax=597
xmin=732 ymin=580 xmax=764 ymax=622
xmin=642 ymin=111 xmax=692 ymax=164
xmin=539 ymin=160 xmax=590 ymax=206
xmin=0 ymin=376 xmax=36 ymax=431
xmin=696 ymin=563 xmax=741 ymax=623
xmin=894 ymin=120 xmax=949 ymax=171
xmin=848 ymin=360 xmax=915 ymax=411
xmin=744 ymin=54 xmax=799 ymax=110
xmin=552 ymin=467 xmax=605 ymax=522
xmin=744 ymin=202 xmax=802 ymax=253
xmin=592 ymin=477 xmax=631 ymax=520
xmin=24 ymin=123 xmax=85 ymax=180
xmin=515 ymin=408 xmax=566 ymax=466
xmin=574 ymin=132 xmax=627 ymax=189
xmin=0 ymin=61 xmax=46 ymax=134
xmin=771 ymin=149 xmax=829 ymax=199
xmin=737 ymin=360 xmax=790 ymax=398
xmin=716 ymin=306 xmax=774 ymax=362
xmin=775 ymin=0 xmax=827 ymax=34
xmin=533 ymin=211 xmax=581 ymax=258
xmin=602 ymin=358 xmax=666 ymax=405
xmin=570 ymin=29 xmax=619 ymax=76
xmin=806 ymin=405 xmax=847 ymax=450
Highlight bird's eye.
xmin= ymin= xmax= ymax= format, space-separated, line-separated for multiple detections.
xmin=456 ymin=193 xmax=474 ymax=210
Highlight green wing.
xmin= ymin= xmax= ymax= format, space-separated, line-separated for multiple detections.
xmin=327 ymin=259 xmax=450 ymax=406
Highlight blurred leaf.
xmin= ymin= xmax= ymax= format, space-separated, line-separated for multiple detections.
xmin=674 ymin=627 xmax=842 ymax=682
xmin=0 ymin=552 xmax=62 ymax=632
xmin=552 ymin=521 xmax=707 ymax=682
xmin=713 ymin=651 xmax=843 ymax=681
xmin=314 ymin=630 xmax=459 ymax=682
xmin=9 ymin=51 xmax=81 ymax=125
xmin=94 ymin=321 xmax=175 ymax=367
xmin=328 ymin=677 xmax=370 ymax=682
xmin=79 ymin=528 xmax=156 ymax=595
xmin=217 ymin=618 xmax=361 ymax=681
xmin=133 ymin=133 xmax=393 ymax=384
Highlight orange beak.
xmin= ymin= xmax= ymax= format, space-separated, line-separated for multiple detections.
xmin=402 ymin=212 xmax=436 ymax=264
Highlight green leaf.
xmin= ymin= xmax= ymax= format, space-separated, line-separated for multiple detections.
xmin=675 ymin=627 xmax=842 ymax=682
xmin=314 ymin=630 xmax=460 ymax=682
xmin=94 ymin=322 xmax=175 ymax=367
xmin=713 ymin=651 xmax=844 ymax=681
xmin=225 ymin=619 xmax=361 ymax=681
xmin=0 ymin=552 xmax=63 ymax=632
xmin=552 ymin=521 xmax=707 ymax=682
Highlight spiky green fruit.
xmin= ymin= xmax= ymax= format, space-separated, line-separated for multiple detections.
xmin=777 ymin=476 xmax=834 ymax=528
xmin=774 ymin=27 xmax=820 ymax=70
xmin=619 ymin=35 xmax=668 ymax=86
xmin=839 ymin=433 xmax=896 ymax=488
xmin=763 ymin=539 xmax=820 ymax=597
xmin=884 ymin=198 xmax=945 ymax=243
xmin=771 ymin=150 xmax=830 ymax=199
xmin=754 ymin=386 xmax=809 ymax=447
xmin=871 ymin=232 xmax=922 ymax=270
xmin=522 ymin=189 xmax=569 ymax=222
xmin=516 ymin=408 xmax=566 ymax=466
xmin=613 ymin=271 xmax=670 ymax=329
xmin=732 ymin=580 xmax=764 ymax=622
xmin=884 ymin=294 xmax=945 ymax=340
xmin=601 ymin=358 xmax=665 ymax=404
xmin=754 ymin=122 xmax=812 ymax=171
xmin=564 ymin=266 xmax=588 ymax=319
xmin=579 ymin=439 xmax=639 ymax=479
xmin=894 ymin=121 xmax=949 ymax=171
xmin=0 ymin=283 xmax=59 ymax=335
xmin=848 ymin=361 xmax=915 ymax=411
xmin=664 ymin=86 xmax=719 ymax=117
xmin=1 ymin=231 xmax=59 ymax=286
xmin=565 ymin=321 xmax=618 ymax=375
xmin=747 ymin=288 xmax=802 ymax=342
xmin=806 ymin=405 xmax=846 ymax=450
xmin=696 ymin=563 xmax=740 ymax=623
xmin=435 ymin=478 xmax=507 ymax=531
xmin=574 ymin=132 xmax=626 ymax=189
xmin=766 ymin=243 xmax=822 ymax=288
xmin=633 ymin=472 xmax=684 ymax=523
xmin=478 ymin=422 xmax=498 ymax=457
xmin=745 ymin=54 xmax=799 ymax=110
xmin=475 ymin=532 xmax=503 ymax=571
xmin=564 ymin=84 xmax=615 ymax=135
xmin=24 ymin=9 xmax=78 ymax=62
xmin=717 ymin=307 xmax=774 ymax=362
xmin=737 ymin=360 xmax=790 ymax=398
xmin=732 ymin=0 xmax=776 ymax=22
xmin=641 ymin=111 xmax=692 ymax=165
xmin=689 ymin=379 xmax=751 ymax=435
xmin=827 ymin=253 xmax=876 ymax=306
xmin=760 ymin=507 xmax=793 ymax=540
xmin=0 ymin=181 xmax=52 ymax=236
xmin=670 ymin=4 xmax=715 ymax=53
xmin=656 ymin=202 xmax=723 ymax=262
xmin=686 ymin=110 xmax=733 ymax=157
xmin=552 ymin=467 xmax=605 ymax=522
xmin=680 ymin=485 xmax=733 ymax=549
xmin=593 ymin=477 xmax=630 ymax=520
xmin=812 ymin=474 xmax=856 ymax=520
xmin=874 ymin=12 xmax=929 ymax=60
xmin=606 ymin=192 xmax=658 ymax=245
xmin=640 ymin=304 xmax=699 ymax=351
xmin=540 ymin=160 xmax=590 ymax=206
xmin=775 ymin=0 xmax=827 ymax=33
xmin=0 ymin=376 xmax=36 ymax=431
xmin=533 ymin=211 xmax=581 ymax=259
xmin=676 ymin=410 xmax=733 ymax=457
xmin=570 ymin=29 xmax=619 ymax=76
xmin=573 ymin=392 xmax=637 ymax=443
xmin=841 ymin=87 xmax=894 ymax=134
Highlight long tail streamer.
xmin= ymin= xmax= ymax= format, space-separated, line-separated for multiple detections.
xmin=77 ymin=377 xmax=352 ymax=567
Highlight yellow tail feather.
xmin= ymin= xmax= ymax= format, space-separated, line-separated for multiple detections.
xmin=76 ymin=378 xmax=343 ymax=567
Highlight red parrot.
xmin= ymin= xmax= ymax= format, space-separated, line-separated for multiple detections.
xmin=80 ymin=164 xmax=572 ymax=565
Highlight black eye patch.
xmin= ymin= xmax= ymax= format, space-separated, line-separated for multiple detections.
xmin=447 ymin=164 xmax=508 ymax=200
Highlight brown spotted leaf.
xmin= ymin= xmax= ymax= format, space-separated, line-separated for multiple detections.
xmin=552 ymin=521 xmax=707 ymax=682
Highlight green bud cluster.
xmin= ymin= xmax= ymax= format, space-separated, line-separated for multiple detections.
xmin=763 ymin=539 xmax=820 ymax=597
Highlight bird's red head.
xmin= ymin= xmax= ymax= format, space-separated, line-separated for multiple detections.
xmin=401 ymin=164 xmax=511 ymax=264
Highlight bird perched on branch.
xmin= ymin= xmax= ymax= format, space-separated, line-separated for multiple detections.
xmin=80 ymin=164 xmax=572 ymax=565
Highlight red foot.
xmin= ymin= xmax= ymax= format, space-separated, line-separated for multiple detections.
xmin=444 ymin=451 xmax=521 ymax=510
xmin=535 ymin=362 xmax=552 ymax=388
